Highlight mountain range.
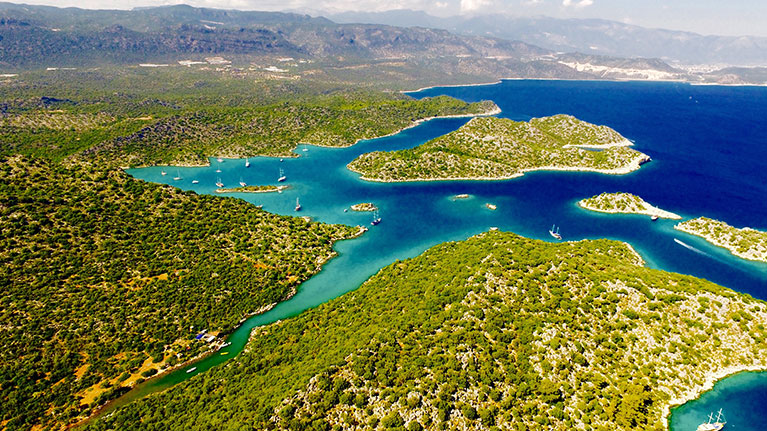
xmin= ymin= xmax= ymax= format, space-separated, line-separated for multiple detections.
xmin=329 ymin=10 xmax=767 ymax=66
xmin=0 ymin=3 xmax=765 ymax=85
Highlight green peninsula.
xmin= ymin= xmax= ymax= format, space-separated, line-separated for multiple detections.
xmin=675 ymin=217 xmax=767 ymax=263
xmin=88 ymin=231 xmax=767 ymax=431
xmin=347 ymin=114 xmax=650 ymax=182
xmin=215 ymin=185 xmax=288 ymax=193
xmin=579 ymin=192 xmax=681 ymax=219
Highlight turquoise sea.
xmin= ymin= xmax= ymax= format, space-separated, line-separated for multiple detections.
xmin=123 ymin=80 xmax=767 ymax=429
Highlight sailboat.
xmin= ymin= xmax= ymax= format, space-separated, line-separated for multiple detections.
xmin=697 ymin=409 xmax=726 ymax=431
xmin=277 ymin=168 xmax=286 ymax=182
xmin=239 ymin=177 xmax=247 ymax=187
xmin=294 ymin=197 xmax=302 ymax=211
xmin=216 ymin=157 xmax=223 ymax=163
xmin=245 ymin=158 xmax=250 ymax=168
xmin=371 ymin=210 xmax=382 ymax=226
xmin=161 ymin=170 xmax=167 ymax=176
xmin=549 ymin=224 xmax=562 ymax=240
xmin=173 ymin=169 xmax=181 ymax=181
xmin=215 ymin=177 xmax=224 ymax=188
xmin=191 ymin=179 xmax=199 ymax=184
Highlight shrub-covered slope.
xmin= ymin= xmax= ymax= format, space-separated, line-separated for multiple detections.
xmin=0 ymin=155 xmax=357 ymax=429
xmin=348 ymin=114 xmax=649 ymax=182
xmin=88 ymin=231 xmax=767 ymax=431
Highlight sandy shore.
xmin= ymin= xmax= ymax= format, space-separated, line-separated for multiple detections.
xmin=621 ymin=242 xmax=646 ymax=266
xmin=577 ymin=195 xmax=682 ymax=220
xmin=215 ymin=185 xmax=289 ymax=194
xmin=350 ymin=153 xmax=650 ymax=183
xmin=402 ymin=80 xmax=503 ymax=93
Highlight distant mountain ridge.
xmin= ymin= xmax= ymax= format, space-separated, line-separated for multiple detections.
xmin=0 ymin=3 xmax=548 ymax=69
xmin=329 ymin=10 xmax=767 ymax=66
xmin=0 ymin=3 xmax=765 ymax=85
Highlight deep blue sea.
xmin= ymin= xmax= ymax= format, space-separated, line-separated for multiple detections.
xmin=125 ymin=80 xmax=767 ymax=429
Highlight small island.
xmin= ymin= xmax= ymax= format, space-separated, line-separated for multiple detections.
xmin=350 ymin=202 xmax=378 ymax=212
xmin=215 ymin=185 xmax=288 ymax=193
xmin=578 ymin=192 xmax=681 ymax=219
xmin=347 ymin=114 xmax=650 ymax=182
xmin=453 ymin=193 xmax=471 ymax=199
xmin=675 ymin=217 xmax=767 ymax=263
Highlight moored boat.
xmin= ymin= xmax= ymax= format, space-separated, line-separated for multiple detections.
xmin=186 ymin=367 xmax=197 ymax=373
xmin=278 ymin=168 xmax=286 ymax=182
xmin=295 ymin=197 xmax=301 ymax=211
xmin=697 ymin=409 xmax=726 ymax=431
xmin=549 ymin=224 xmax=562 ymax=240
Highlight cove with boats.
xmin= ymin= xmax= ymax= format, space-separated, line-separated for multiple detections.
xmin=121 ymin=79 xmax=767 ymax=429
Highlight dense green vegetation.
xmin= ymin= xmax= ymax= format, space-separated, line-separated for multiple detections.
xmin=348 ymin=114 xmax=650 ymax=182
xmin=578 ymin=192 xmax=681 ymax=219
xmin=0 ymin=67 xmax=495 ymax=168
xmin=0 ymin=62 xmax=499 ymax=431
xmin=0 ymin=155 xmax=358 ymax=429
xmin=77 ymin=96 xmax=497 ymax=168
xmin=675 ymin=217 xmax=767 ymax=262
xmin=87 ymin=231 xmax=767 ymax=430
xmin=216 ymin=185 xmax=286 ymax=193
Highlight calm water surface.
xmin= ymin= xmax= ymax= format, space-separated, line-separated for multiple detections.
xmin=121 ymin=80 xmax=767 ymax=428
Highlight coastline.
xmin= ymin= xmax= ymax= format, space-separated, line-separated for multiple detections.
xmin=577 ymin=196 xmax=682 ymax=220
xmin=401 ymin=80 xmax=503 ymax=94
xmin=349 ymin=152 xmax=650 ymax=183
xmin=674 ymin=223 xmax=767 ymax=263
xmin=78 ymin=224 xmax=368 ymax=427
xmin=662 ymin=365 xmax=767 ymax=430
xmin=348 ymin=104 xmax=502 ymax=147
xmin=403 ymin=78 xmax=767 ymax=95
xmin=121 ymin=106 xmax=501 ymax=171
xmin=215 ymin=185 xmax=289 ymax=194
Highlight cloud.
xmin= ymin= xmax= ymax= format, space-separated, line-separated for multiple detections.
xmin=562 ymin=0 xmax=593 ymax=8
xmin=460 ymin=0 xmax=492 ymax=13
xmin=435 ymin=1 xmax=448 ymax=7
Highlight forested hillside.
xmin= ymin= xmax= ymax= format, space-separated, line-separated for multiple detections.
xmin=0 ymin=155 xmax=357 ymax=429
xmin=86 ymin=232 xmax=767 ymax=430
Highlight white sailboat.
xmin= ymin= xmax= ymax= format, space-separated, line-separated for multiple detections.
xmin=173 ymin=169 xmax=181 ymax=181
xmin=278 ymin=168 xmax=286 ymax=182
xmin=245 ymin=158 xmax=250 ymax=168
xmin=371 ymin=210 xmax=381 ymax=226
xmin=697 ymin=409 xmax=726 ymax=431
xmin=294 ymin=197 xmax=302 ymax=211
xmin=191 ymin=179 xmax=199 ymax=184
xmin=239 ymin=177 xmax=247 ymax=187
xmin=549 ymin=224 xmax=562 ymax=240
xmin=161 ymin=170 xmax=167 ymax=176
xmin=215 ymin=177 xmax=224 ymax=188
xmin=216 ymin=157 xmax=223 ymax=163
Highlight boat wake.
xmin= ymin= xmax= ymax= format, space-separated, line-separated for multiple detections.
xmin=674 ymin=238 xmax=714 ymax=258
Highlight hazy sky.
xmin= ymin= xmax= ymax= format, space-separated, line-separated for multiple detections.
xmin=17 ymin=0 xmax=767 ymax=37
